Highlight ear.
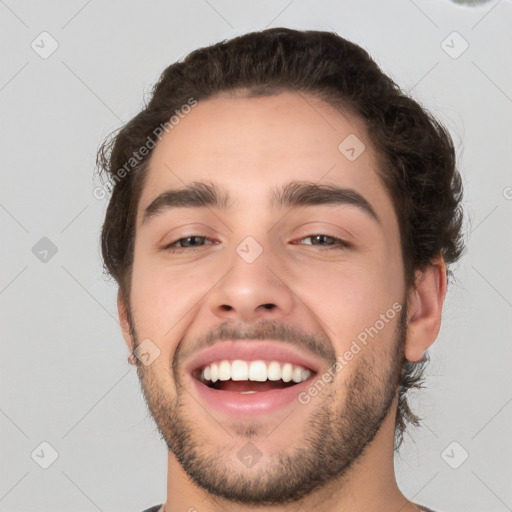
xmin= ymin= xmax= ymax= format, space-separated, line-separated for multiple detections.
xmin=117 ymin=288 xmax=135 ymax=354
xmin=404 ymin=256 xmax=448 ymax=362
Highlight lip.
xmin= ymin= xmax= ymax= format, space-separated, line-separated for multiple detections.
xmin=183 ymin=340 xmax=322 ymax=417
xmin=185 ymin=340 xmax=323 ymax=375
xmin=188 ymin=369 xmax=317 ymax=417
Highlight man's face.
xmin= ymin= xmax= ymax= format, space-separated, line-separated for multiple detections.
xmin=124 ymin=91 xmax=408 ymax=505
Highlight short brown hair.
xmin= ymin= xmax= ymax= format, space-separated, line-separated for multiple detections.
xmin=96 ymin=27 xmax=465 ymax=450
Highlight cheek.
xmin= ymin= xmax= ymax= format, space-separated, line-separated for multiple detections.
xmin=129 ymin=250 xmax=214 ymax=340
xmin=294 ymin=255 xmax=404 ymax=355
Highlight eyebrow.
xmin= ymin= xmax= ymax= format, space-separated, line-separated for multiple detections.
xmin=140 ymin=180 xmax=381 ymax=226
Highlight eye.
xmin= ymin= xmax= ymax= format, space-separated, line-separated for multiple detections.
xmin=162 ymin=235 xmax=215 ymax=252
xmin=161 ymin=234 xmax=351 ymax=253
xmin=295 ymin=234 xmax=351 ymax=250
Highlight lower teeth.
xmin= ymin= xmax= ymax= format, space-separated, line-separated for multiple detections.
xmin=239 ymin=391 xmax=257 ymax=394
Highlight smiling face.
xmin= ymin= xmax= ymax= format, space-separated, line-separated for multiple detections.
xmin=119 ymin=90 xmax=411 ymax=505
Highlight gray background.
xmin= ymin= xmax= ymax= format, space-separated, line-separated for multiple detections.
xmin=1 ymin=0 xmax=511 ymax=511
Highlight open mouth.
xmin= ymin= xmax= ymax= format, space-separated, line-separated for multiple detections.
xmin=192 ymin=360 xmax=315 ymax=394
xmin=186 ymin=342 xmax=323 ymax=415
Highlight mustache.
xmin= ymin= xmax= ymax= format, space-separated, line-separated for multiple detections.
xmin=174 ymin=319 xmax=337 ymax=368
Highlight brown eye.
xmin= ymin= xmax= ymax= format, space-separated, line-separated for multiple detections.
xmin=297 ymin=235 xmax=351 ymax=250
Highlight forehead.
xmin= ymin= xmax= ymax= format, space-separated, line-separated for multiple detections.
xmin=137 ymin=91 xmax=395 ymax=228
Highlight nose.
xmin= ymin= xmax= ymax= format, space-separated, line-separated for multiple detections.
xmin=206 ymin=240 xmax=295 ymax=324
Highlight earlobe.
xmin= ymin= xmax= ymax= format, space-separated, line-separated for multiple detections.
xmin=404 ymin=257 xmax=448 ymax=362
xmin=117 ymin=288 xmax=135 ymax=353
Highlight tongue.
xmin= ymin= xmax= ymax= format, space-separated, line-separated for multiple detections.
xmin=214 ymin=380 xmax=296 ymax=392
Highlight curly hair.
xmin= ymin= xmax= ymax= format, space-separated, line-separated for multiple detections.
xmin=96 ymin=27 xmax=465 ymax=451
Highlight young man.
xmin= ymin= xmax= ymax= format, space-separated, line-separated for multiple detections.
xmin=96 ymin=27 xmax=464 ymax=512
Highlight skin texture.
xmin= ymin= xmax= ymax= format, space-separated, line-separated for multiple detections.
xmin=117 ymin=91 xmax=447 ymax=512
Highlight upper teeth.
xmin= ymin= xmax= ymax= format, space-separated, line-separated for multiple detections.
xmin=201 ymin=360 xmax=311 ymax=384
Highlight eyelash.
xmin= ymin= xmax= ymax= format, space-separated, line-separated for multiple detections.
xmin=162 ymin=234 xmax=351 ymax=252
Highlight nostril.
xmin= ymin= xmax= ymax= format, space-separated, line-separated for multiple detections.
xmin=262 ymin=304 xmax=275 ymax=310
